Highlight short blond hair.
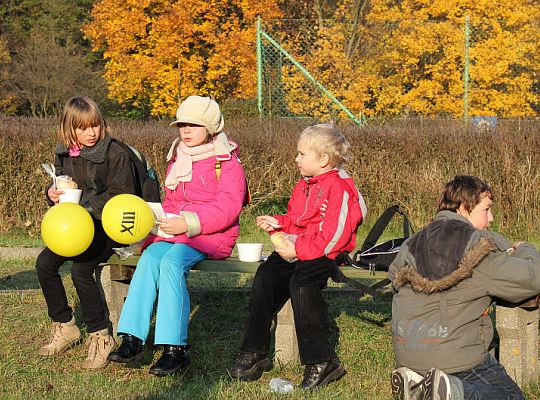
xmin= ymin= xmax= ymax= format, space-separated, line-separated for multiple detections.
xmin=298 ymin=123 xmax=350 ymax=168
xmin=58 ymin=97 xmax=107 ymax=147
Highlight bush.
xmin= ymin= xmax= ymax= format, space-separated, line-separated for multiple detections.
xmin=1 ymin=115 xmax=539 ymax=241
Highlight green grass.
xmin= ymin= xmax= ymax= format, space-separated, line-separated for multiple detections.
xmin=0 ymin=257 xmax=397 ymax=399
xmin=2 ymin=257 xmax=540 ymax=399
xmin=0 ymin=228 xmax=43 ymax=247
xmin=1 ymin=213 xmax=540 ymax=399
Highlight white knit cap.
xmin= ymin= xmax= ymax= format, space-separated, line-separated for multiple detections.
xmin=170 ymin=95 xmax=224 ymax=134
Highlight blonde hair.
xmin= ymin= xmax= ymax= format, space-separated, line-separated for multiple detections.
xmin=58 ymin=97 xmax=107 ymax=147
xmin=298 ymin=123 xmax=350 ymax=168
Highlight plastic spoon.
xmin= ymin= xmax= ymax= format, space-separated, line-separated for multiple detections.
xmin=41 ymin=163 xmax=57 ymax=189
xmin=265 ymin=221 xmax=282 ymax=229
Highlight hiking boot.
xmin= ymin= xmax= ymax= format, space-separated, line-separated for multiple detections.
xmin=230 ymin=351 xmax=272 ymax=381
xmin=391 ymin=367 xmax=424 ymax=399
xmin=38 ymin=316 xmax=81 ymax=356
xmin=81 ymin=328 xmax=116 ymax=369
xmin=149 ymin=345 xmax=190 ymax=377
xmin=301 ymin=358 xmax=346 ymax=389
xmin=108 ymin=334 xmax=144 ymax=363
xmin=412 ymin=368 xmax=451 ymax=400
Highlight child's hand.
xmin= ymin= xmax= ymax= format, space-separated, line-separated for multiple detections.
xmin=47 ymin=188 xmax=64 ymax=204
xmin=256 ymin=215 xmax=281 ymax=232
xmin=271 ymin=232 xmax=297 ymax=259
xmin=157 ymin=216 xmax=187 ymax=235
xmin=276 ymin=239 xmax=296 ymax=260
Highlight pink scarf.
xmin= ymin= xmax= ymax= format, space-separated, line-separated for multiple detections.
xmin=68 ymin=144 xmax=81 ymax=156
xmin=165 ymin=132 xmax=237 ymax=190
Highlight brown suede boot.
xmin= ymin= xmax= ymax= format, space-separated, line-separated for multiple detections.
xmin=81 ymin=328 xmax=116 ymax=369
xmin=38 ymin=316 xmax=81 ymax=356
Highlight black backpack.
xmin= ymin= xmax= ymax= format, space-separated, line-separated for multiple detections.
xmin=332 ymin=205 xmax=414 ymax=296
xmin=112 ymin=139 xmax=161 ymax=202
xmin=353 ymin=204 xmax=414 ymax=272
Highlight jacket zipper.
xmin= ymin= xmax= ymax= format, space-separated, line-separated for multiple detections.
xmin=296 ymin=180 xmax=312 ymax=226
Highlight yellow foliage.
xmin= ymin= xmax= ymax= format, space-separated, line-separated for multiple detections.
xmin=272 ymin=0 xmax=539 ymax=118
xmin=85 ymin=0 xmax=539 ymax=118
xmin=359 ymin=0 xmax=540 ymax=116
xmin=84 ymin=0 xmax=282 ymax=116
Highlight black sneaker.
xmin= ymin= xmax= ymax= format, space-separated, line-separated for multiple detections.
xmin=107 ymin=334 xmax=143 ymax=363
xmin=149 ymin=345 xmax=190 ymax=377
xmin=412 ymin=368 xmax=451 ymax=400
xmin=301 ymin=358 xmax=346 ymax=389
xmin=230 ymin=351 xmax=272 ymax=381
xmin=391 ymin=367 xmax=424 ymax=399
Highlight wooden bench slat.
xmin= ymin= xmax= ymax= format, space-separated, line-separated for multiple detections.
xmin=105 ymin=254 xmax=388 ymax=281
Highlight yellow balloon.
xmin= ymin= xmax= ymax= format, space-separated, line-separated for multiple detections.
xmin=41 ymin=203 xmax=95 ymax=257
xmin=102 ymin=194 xmax=154 ymax=244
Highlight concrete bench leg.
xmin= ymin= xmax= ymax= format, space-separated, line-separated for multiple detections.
xmin=496 ymin=305 xmax=539 ymax=388
xmin=274 ymin=299 xmax=299 ymax=364
xmin=96 ymin=264 xmax=130 ymax=335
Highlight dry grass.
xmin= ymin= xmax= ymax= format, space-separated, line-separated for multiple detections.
xmin=0 ymin=116 xmax=539 ymax=241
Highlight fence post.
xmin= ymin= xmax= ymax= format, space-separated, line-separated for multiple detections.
xmin=463 ymin=15 xmax=470 ymax=121
xmin=259 ymin=28 xmax=364 ymax=126
xmin=257 ymin=17 xmax=263 ymax=116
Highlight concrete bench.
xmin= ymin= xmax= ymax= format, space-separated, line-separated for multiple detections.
xmin=496 ymin=299 xmax=539 ymax=388
xmin=97 ymin=253 xmax=389 ymax=364
xmin=97 ymin=254 xmax=539 ymax=384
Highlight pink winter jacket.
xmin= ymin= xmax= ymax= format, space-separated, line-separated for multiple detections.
xmin=143 ymin=152 xmax=247 ymax=259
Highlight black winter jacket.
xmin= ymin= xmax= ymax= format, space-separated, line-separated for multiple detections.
xmin=51 ymin=135 xmax=137 ymax=220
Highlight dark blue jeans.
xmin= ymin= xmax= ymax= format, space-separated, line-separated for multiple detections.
xmin=450 ymin=354 xmax=524 ymax=400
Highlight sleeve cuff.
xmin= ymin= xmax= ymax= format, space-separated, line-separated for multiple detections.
xmin=180 ymin=211 xmax=201 ymax=237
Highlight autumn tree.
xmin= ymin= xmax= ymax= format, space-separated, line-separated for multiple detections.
xmin=263 ymin=0 xmax=539 ymax=119
xmin=357 ymin=0 xmax=540 ymax=117
xmin=0 ymin=0 xmax=105 ymax=116
xmin=7 ymin=31 xmax=107 ymax=117
xmin=84 ymin=0 xmax=282 ymax=117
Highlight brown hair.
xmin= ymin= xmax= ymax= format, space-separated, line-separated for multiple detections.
xmin=58 ymin=97 xmax=107 ymax=147
xmin=437 ymin=175 xmax=494 ymax=213
xmin=298 ymin=123 xmax=350 ymax=168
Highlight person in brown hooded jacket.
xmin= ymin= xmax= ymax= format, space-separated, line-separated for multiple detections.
xmin=389 ymin=175 xmax=540 ymax=400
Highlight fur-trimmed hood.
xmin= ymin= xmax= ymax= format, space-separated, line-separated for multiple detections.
xmin=393 ymin=212 xmax=497 ymax=293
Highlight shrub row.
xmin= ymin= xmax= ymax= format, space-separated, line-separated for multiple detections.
xmin=1 ymin=116 xmax=538 ymax=241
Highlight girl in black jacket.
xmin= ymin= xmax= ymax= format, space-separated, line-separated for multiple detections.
xmin=36 ymin=96 xmax=137 ymax=369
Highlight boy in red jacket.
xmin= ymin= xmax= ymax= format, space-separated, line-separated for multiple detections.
xmin=230 ymin=123 xmax=367 ymax=389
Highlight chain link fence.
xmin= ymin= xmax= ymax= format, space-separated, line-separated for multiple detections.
xmin=257 ymin=17 xmax=540 ymax=122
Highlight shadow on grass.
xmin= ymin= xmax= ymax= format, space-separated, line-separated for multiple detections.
xmin=127 ymin=283 xmax=392 ymax=400
xmin=0 ymin=262 xmax=72 ymax=291
xmin=119 ymin=290 xmax=251 ymax=399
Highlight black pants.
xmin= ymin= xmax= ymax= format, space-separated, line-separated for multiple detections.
xmin=35 ymin=224 xmax=118 ymax=333
xmin=240 ymin=252 xmax=336 ymax=365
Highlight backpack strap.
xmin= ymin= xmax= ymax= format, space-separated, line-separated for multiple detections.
xmin=214 ymin=155 xmax=251 ymax=206
xmin=331 ymin=252 xmax=390 ymax=298
xmin=215 ymin=160 xmax=221 ymax=180
xmin=360 ymin=205 xmax=413 ymax=254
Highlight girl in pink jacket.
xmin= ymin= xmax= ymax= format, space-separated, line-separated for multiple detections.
xmin=109 ymin=96 xmax=247 ymax=376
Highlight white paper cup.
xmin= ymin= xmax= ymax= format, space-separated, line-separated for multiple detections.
xmin=59 ymin=189 xmax=82 ymax=204
xmin=237 ymin=243 xmax=264 ymax=262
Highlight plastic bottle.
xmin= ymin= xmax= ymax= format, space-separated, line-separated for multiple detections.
xmin=269 ymin=377 xmax=294 ymax=394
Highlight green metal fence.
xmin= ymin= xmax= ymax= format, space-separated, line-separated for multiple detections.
xmin=257 ymin=16 xmax=540 ymax=121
